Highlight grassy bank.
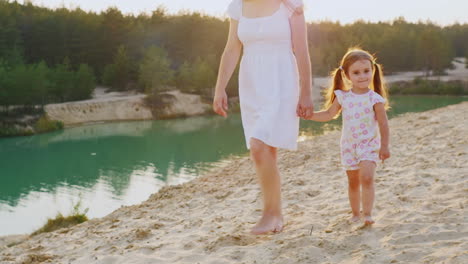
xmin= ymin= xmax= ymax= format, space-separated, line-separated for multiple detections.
xmin=389 ymin=79 xmax=468 ymax=95
xmin=0 ymin=108 xmax=63 ymax=137
xmin=31 ymin=200 xmax=89 ymax=236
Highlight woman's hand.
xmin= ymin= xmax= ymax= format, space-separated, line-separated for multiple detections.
xmin=297 ymin=95 xmax=314 ymax=119
xmin=213 ymin=90 xmax=229 ymax=118
xmin=290 ymin=7 xmax=313 ymax=120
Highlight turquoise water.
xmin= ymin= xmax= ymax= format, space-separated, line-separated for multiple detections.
xmin=0 ymin=96 xmax=465 ymax=235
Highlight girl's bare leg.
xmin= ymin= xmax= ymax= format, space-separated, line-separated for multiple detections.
xmin=346 ymin=169 xmax=361 ymax=222
xmin=359 ymin=161 xmax=376 ymax=225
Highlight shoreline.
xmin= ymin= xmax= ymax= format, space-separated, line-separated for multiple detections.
xmin=1 ymin=102 xmax=467 ymax=263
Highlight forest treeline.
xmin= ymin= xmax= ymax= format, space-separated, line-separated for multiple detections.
xmin=1 ymin=0 xmax=467 ymax=110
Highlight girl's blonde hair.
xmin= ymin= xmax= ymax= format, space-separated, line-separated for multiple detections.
xmin=324 ymin=47 xmax=389 ymax=111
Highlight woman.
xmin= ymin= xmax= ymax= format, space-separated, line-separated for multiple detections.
xmin=213 ymin=0 xmax=313 ymax=235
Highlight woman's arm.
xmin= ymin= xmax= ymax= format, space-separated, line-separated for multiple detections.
xmin=374 ymin=103 xmax=391 ymax=161
xmin=290 ymin=11 xmax=313 ymax=119
xmin=213 ymin=19 xmax=242 ymax=117
xmin=308 ymin=99 xmax=341 ymax=122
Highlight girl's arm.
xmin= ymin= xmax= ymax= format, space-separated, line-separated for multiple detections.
xmin=374 ymin=103 xmax=391 ymax=161
xmin=290 ymin=11 xmax=313 ymax=119
xmin=308 ymin=99 xmax=341 ymax=122
xmin=213 ymin=19 xmax=242 ymax=117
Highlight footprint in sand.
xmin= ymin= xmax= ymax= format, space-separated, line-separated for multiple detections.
xmin=204 ymin=234 xmax=257 ymax=253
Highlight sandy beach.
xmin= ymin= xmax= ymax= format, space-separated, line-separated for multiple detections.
xmin=1 ymin=102 xmax=467 ymax=264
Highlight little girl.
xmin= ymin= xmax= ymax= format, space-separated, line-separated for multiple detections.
xmin=308 ymin=48 xmax=390 ymax=225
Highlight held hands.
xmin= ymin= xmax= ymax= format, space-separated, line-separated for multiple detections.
xmin=296 ymin=95 xmax=314 ymax=119
xmin=379 ymin=146 xmax=391 ymax=163
xmin=213 ymin=90 xmax=229 ymax=118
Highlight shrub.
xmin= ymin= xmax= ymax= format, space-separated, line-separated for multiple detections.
xmin=389 ymin=79 xmax=468 ymax=95
xmin=34 ymin=115 xmax=64 ymax=133
xmin=143 ymin=93 xmax=176 ymax=118
xmin=31 ymin=199 xmax=89 ymax=236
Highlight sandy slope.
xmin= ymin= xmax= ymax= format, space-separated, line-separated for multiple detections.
xmin=45 ymin=88 xmax=209 ymax=126
xmin=1 ymin=102 xmax=467 ymax=264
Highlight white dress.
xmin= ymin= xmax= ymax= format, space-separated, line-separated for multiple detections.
xmin=227 ymin=0 xmax=304 ymax=150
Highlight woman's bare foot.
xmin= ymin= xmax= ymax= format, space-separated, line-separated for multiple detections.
xmin=350 ymin=215 xmax=361 ymax=223
xmin=251 ymin=214 xmax=284 ymax=235
xmin=363 ymin=215 xmax=375 ymax=225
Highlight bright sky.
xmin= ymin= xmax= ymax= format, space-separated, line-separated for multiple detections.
xmin=28 ymin=0 xmax=468 ymax=26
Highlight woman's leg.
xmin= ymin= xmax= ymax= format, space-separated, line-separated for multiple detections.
xmin=249 ymin=138 xmax=283 ymax=235
xmin=359 ymin=161 xmax=376 ymax=225
xmin=346 ymin=169 xmax=361 ymax=222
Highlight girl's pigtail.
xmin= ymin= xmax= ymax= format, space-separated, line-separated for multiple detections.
xmin=324 ymin=67 xmax=344 ymax=110
xmin=373 ymin=63 xmax=390 ymax=110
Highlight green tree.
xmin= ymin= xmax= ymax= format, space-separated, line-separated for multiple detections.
xmin=138 ymin=45 xmax=174 ymax=93
xmin=176 ymin=61 xmax=194 ymax=93
xmin=5 ymin=64 xmax=28 ymax=106
xmin=191 ymin=57 xmax=216 ymax=97
xmin=71 ymin=64 xmax=96 ymax=100
xmin=49 ymin=58 xmax=75 ymax=102
xmin=103 ymin=45 xmax=132 ymax=91
xmin=31 ymin=61 xmax=51 ymax=106
xmin=99 ymin=8 xmax=129 ymax=69
xmin=0 ymin=61 xmax=10 ymax=111
xmin=417 ymin=28 xmax=453 ymax=75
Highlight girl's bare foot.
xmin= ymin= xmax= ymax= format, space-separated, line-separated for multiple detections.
xmin=350 ymin=215 xmax=361 ymax=223
xmin=363 ymin=215 xmax=375 ymax=225
xmin=251 ymin=214 xmax=284 ymax=235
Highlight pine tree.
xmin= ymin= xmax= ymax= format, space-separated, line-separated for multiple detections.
xmin=138 ymin=45 xmax=174 ymax=94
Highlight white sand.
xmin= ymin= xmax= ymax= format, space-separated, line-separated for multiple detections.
xmin=45 ymin=94 xmax=153 ymax=126
xmin=1 ymin=102 xmax=467 ymax=264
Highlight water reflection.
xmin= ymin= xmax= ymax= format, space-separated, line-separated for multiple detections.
xmin=0 ymin=114 xmax=249 ymax=235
